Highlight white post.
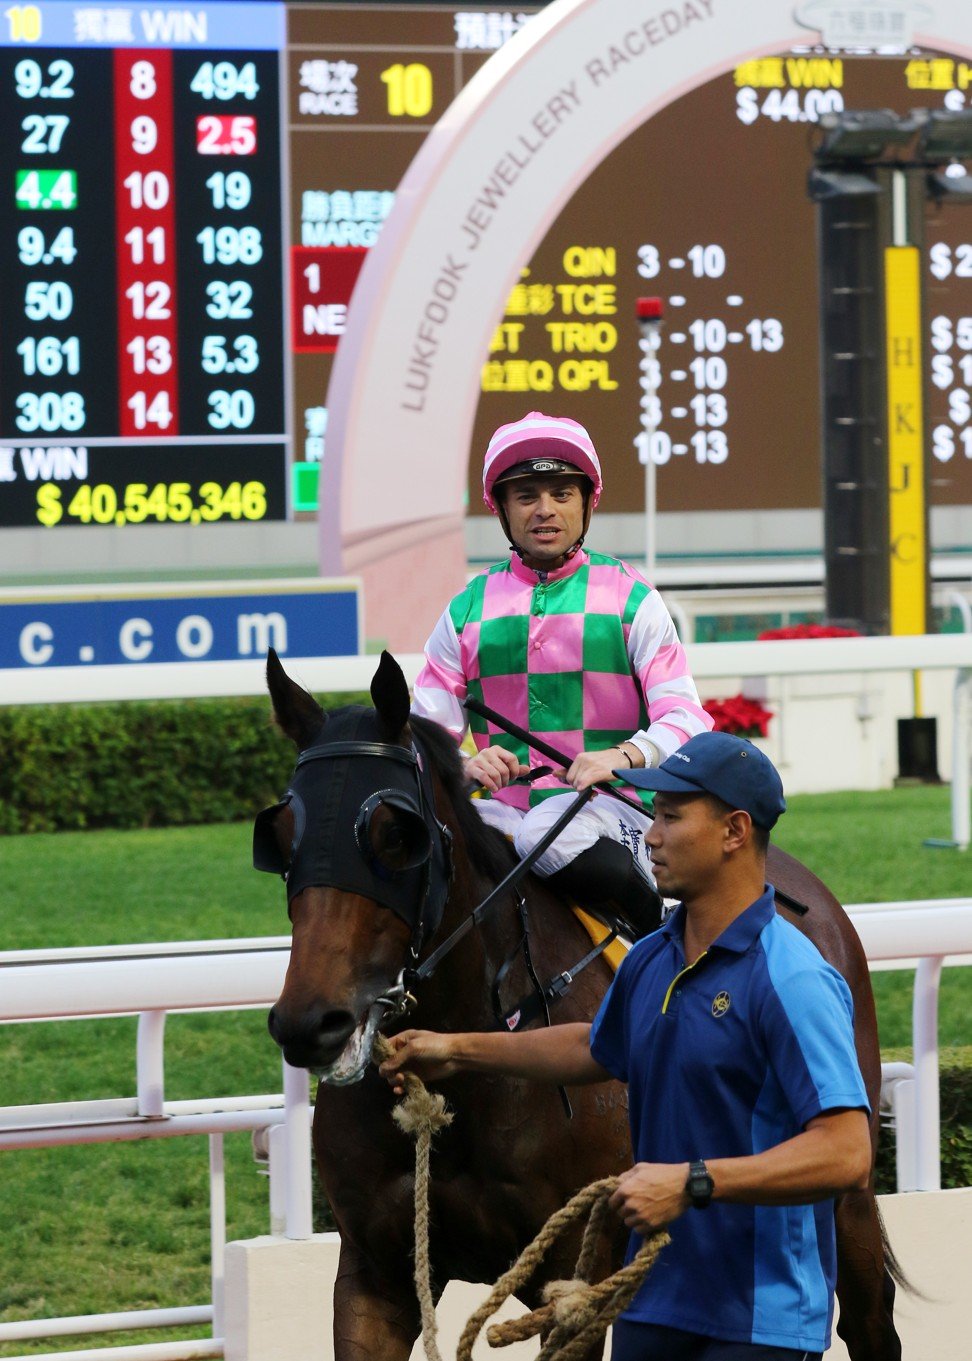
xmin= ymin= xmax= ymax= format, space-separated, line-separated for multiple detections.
xmin=267 ymin=1122 xmax=287 ymax=1237
xmin=913 ymin=955 xmax=943 ymax=1191
xmin=891 ymin=1077 xmax=918 ymax=1193
xmin=136 ymin=1010 xmax=166 ymax=1117
xmin=636 ymin=298 xmax=664 ymax=581
xmin=952 ymin=669 xmax=970 ymax=851
xmin=209 ymin=1133 xmax=226 ymax=1338
xmin=282 ymin=1060 xmax=313 ymax=1239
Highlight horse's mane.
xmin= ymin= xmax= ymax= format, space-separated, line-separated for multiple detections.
xmin=408 ymin=714 xmax=517 ymax=884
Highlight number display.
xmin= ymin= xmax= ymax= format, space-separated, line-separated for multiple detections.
xmin=15 ymin=58 xmax=74 ymax=100
xmin=36 ymin=479 xmax=269 ymax=526
xmin=16 ymin=334 xmax=80 ymax=375
xmin=189 ymin=61 xmax=260 ymax=101
xmin=15 ymin=168 xmax=76 ymax=210
xmin=196 ymin=113 xmax=257 ymax=155
xmin=380 ymin=63 xmax=433 ymax=117
xmin=16 ymin=390 xmax=85 ymax=432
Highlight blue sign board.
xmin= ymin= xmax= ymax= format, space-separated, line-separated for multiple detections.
xmin=0 ymin=583 xmax=360 ymax=668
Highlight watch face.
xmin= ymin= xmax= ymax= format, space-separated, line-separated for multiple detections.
xmin=688 ymin=1161 xmax=713 ymax=1206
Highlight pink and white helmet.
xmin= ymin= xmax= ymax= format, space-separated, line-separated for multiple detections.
xmin=482 ymin=412 xmax=603 ymax=514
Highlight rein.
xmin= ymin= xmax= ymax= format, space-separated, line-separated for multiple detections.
xmin=463 ymin=695 xmax=650 ymax=817
xmin=404 ymin=783 xmax=596 ymax=991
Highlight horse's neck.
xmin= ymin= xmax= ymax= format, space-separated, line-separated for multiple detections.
xmin=419 ymin=824 xmax=579 ymax=1032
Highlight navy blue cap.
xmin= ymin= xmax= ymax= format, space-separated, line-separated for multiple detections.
xmin=620 ymin=732 xmax=786 ymax=830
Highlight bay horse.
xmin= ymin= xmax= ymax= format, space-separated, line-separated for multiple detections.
xmin=258 ymin=649 xmax=903 ymax=1361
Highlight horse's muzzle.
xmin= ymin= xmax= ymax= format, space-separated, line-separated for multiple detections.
xmin=267 ymin=1000 xmax=357 ymax=1073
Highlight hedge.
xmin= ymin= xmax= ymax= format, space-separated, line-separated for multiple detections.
xmin=875 ymin=1048 xmax=972 ymax=1193
xmin=0 ymin=694 xmax=366 ymax=834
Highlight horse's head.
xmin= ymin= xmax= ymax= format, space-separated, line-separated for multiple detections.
xmin=257 ymin=650 xmax=452 ymax=1082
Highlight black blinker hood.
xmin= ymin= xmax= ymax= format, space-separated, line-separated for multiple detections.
xmin=253 ymin=706 xmax=452 ymax=950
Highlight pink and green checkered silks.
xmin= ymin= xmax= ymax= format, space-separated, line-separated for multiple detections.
xmin=412 ymin=549 xmax=712 ymax=811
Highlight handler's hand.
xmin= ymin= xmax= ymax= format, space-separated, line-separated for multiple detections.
xmin=608 ymin=1162 xmax=690 ymax=1235
xmin=466 ymin=745 xmax=529 ymax=793
xmin=378 ymin=1029 xmax=460 ymax=1095
xmin=563 ymin=747 xmax=635 ymax=791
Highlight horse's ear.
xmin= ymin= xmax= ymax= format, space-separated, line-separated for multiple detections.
xmin=370 ymin=650 xmax=410 ymax=738
xmin=266 ymin=648 xmax=326 ymax=750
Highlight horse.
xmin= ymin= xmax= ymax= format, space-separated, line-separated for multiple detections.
xmin=257 ymin=649 xmax=903 ymax=1361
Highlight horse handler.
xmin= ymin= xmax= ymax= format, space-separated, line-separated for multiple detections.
xmin=379 ymin=732 xmax=872 ymax=1361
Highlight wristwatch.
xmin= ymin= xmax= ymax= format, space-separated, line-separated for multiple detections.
xmin=686 ymin=1159 xmax=714 ymax=1209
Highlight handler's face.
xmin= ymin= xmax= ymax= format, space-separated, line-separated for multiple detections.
xmin=646 ymin=792 xmax=728 ymax=901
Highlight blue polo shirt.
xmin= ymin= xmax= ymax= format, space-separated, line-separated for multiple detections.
xmin=589 ymin=887 xmax=869 ymax=1353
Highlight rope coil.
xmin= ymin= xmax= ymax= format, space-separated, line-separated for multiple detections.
xmin=457 ymin=1177 xmax=668 ymax=1361
xmin=373 ymin=1034 xmax=668 ymax=1361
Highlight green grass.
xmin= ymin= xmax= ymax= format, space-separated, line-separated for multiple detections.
xmin=0 ymin=825 xmax=288 ymax=1354
xmin=773 ymin=786 xmax=972 ymax=1050
xmin=0 ymin=789 xmax=969 ymax=1351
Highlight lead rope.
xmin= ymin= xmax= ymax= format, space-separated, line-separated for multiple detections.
xmin=372 ymin=1033 xmax=453 ymax=1361
xmin=456 ymin=1178 xmax=668 ymax=1361
xmin=372 ymin=1035 xmax=669 ymax=1361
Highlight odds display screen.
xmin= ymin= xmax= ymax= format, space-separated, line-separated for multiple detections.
xmin=0 ymin=1 xmax=285 ymax=529
xmin=466 ymin=44 xmax=972 ymax=520
xmin=0 ymin=2 xmax=970 ymax=532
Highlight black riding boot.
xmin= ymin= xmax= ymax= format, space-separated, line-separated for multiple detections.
xmin=547 ymin=839 xmax=663 ymax=942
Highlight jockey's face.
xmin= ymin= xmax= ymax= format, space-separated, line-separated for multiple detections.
xmin=500 ymin=474 xmax=588 ymax=569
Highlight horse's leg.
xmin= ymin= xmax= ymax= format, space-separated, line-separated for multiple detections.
xmin=332 ymin=1239 xmax=422 ymax=1361
xmin=834 ymin=1189 xmax=902 ymax=1361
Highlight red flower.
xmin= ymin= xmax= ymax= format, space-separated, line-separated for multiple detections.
xmin=702 ymin=695 xmax=773 ymax=738
xmin=757 ymin=623 xmax=861 ymax=641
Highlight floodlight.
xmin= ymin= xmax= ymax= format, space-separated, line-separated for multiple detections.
xmin=927 ymin=169 xmax=972 ymax=202
xmin=916 ymin=110 xmax=972 ymax=163
xmin=816 ymin=110 xmax=919 ymax=162
xmin=808 ymin=167 xmax=881 ymax=200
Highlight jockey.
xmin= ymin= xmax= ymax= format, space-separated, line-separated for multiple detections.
xmin=411 ymin=411 xmax=712 ymax=939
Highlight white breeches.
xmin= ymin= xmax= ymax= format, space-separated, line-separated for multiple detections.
xmin=474 ymin=791 xmax=656 ymax=883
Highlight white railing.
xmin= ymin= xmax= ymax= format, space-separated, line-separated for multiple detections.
xmin=845 ymin=899 xmax=972 ymax=1192
xmin=0 ymin=939 xmax=305 ymax=1361
xmin=0 ymin=900 xmax=970 ymax=1358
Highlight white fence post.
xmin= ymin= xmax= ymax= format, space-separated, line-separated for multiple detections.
xmin=210 ymin=1134 xmax=227 ymax=1339
xmin=914 ymin=956 xmax=944 ymax=1192
xmin=137 ymin=1010 xmax=166 ymax=1117
xmin=283 ymin=1059 xmax=313 ymax=1240
xmin=952 ymin=668 xmax=971 ymax=851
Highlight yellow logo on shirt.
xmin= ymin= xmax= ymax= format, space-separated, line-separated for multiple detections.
xmin=711 ymin=991 xmax=731 ymax=1018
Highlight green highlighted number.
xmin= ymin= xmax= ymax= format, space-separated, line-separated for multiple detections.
xmin=16 ymin=169 xmax=77 ymax=211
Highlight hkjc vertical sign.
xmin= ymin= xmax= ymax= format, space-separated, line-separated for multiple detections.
xmin=884 ymin=246 xmax=927 ymax=636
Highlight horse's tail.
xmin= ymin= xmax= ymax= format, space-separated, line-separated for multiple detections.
xmin=878 ymin=1200 xmax=920 ymax=1297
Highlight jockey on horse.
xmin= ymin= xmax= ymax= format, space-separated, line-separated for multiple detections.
xmin=410 ymin=411 xmax=713 ymax=940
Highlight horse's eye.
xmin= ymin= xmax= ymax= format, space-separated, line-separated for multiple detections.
xmin=373 ymin=814 xmax=427 ymax=871
xmin=356 ymin=798 xmax=432 ymax=874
